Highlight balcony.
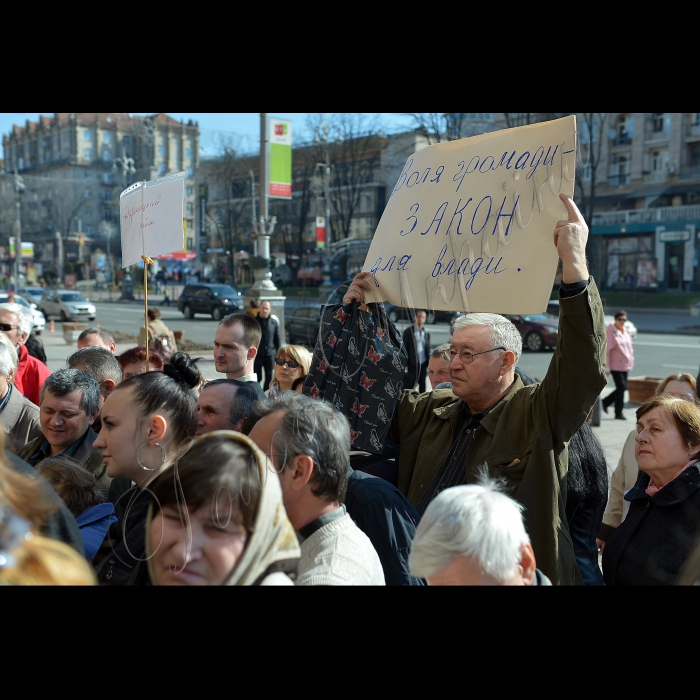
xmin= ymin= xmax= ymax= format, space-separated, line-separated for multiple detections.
xmin=680 ymin=165 xmax=700 ymax=180
xmin=593 ymin=204 xmax=700 ymax=227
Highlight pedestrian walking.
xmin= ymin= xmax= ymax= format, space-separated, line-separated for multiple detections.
xmin=160 ymin=287 xmax=170 ymax=306
xmin=602 ymin=310 xmax=634 ymax=420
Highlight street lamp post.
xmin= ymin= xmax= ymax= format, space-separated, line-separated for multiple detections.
xmin=113 ymin=151 xmax=137 ymax=298
xmin=13 ymin=171 xmax=25 ymax=289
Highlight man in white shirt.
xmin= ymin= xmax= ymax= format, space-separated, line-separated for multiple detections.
xmin=249 ymin=392 xmax=385 ymax=586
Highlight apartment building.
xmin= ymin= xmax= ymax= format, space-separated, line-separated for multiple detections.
xmin=1 ymin=112 xmax=199 ymax=283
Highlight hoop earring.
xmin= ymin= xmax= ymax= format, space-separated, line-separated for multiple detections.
xmin=136 ymin=442 xmax=167 ymax=472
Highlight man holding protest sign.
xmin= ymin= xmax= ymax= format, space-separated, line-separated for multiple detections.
xmin=341 ymin=193 xmax=607 ymax=585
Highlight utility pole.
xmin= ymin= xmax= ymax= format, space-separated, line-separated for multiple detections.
xmin=244 ymin=113 xmax=286 ymax=347
xmin=249 ymin=113 xmax=278 ymax=293
xmin=13 ymin=170 xmax=24 ymax=290
xmin=314 ymin=124 xmax=335 ymax=294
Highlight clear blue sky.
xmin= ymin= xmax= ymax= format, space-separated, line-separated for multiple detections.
xmin=0 ymin=112 xmax=415 ymax=158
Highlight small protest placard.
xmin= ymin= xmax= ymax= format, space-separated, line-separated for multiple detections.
xmin=119 ymin=172 xmax=186 ymax=268
xmin=362 ymin=116 xmax=576 ymax=314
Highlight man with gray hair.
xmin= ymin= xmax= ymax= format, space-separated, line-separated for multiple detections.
xmin=66 ymin=346 xmax=122 ymax=433
xmin=195 ymin=378 xmax=259 ymax=436
xmin=408 ymin=479 xmax=551 ymax=585
xmin=249 ymin=392 xmax=385 ymax=585
xmin=0 ymin=335 xmax=41 ymax=454
xmin=0 ymin=301 xmax=51 ymax=406
xmin=77 ymin=327 xmax=117 ymax=353
xmin=340 ymin=194 xmax=607 ymax=585
xmin=17 ymin=368 xmax=110 ymax=494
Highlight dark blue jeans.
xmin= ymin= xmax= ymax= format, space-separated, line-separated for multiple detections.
xmin=565 ymin=500 xmax=606 ymax=586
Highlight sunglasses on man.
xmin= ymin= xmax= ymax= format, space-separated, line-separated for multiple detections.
xmin=0 ymin=323 xmax=18 ymax=332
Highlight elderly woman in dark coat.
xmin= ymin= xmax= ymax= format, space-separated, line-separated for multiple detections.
xmin=603 ymin=394 xmax=700 ymax=585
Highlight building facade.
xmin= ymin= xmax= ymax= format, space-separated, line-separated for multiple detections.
xmin=1 ymin=113 xmax=199 ymax=284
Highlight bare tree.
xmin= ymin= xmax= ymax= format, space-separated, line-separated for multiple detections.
xmin=401 ymin=113 xmax=469 ymax=144
xmin=574 ymin=113 xmax=610 ymax=283
xmin=305 ymin=113 xmax=386 ymax=242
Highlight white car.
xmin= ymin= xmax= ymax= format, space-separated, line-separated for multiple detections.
xmin=0 ymin=293 xmax=46 ymax=335
xmin=17 ymin=287 xmax=46 ymax=307
xmin=39 ymin=289 xmax=96 ymax=322
xmin=546 ymin=300 xmax=637 ymax=338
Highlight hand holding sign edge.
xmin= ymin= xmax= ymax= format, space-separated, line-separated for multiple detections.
xmin=555 ymin=193 xmax=589 ymax=284
xmin=343 ymin=272 xmax=372 ymax=311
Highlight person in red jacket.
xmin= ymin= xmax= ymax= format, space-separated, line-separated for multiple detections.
xmin=0 ymin=302 xmax=51 ymax=406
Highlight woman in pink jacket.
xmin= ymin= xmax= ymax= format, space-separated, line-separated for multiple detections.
xmin=602 ymin=310 xmax=634 ymax=420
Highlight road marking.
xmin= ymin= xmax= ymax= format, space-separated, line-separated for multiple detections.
xmin=662 ymin=364 xmax=698 ymax=369
xmin=633 ymin=340 xmax=699 ymax=348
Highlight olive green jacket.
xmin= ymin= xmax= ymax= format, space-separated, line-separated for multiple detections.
xmin=389 ymin=279 xmax=607 ymax=585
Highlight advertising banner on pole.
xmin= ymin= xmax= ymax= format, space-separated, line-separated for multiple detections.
xmin=316 ymin=216 xmax=326 ymax=248
xmin=269 ymin=118 xmax=292 ymax=199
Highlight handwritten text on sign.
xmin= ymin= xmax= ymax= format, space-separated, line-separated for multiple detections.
xmin=362 ymin=116 xmax=576 ymax=314
xmin=120 ymin=172 xmax=185 ymax=269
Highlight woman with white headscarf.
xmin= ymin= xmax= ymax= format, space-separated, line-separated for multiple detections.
xmin=146 ymin=431 xmax=300 ymax=586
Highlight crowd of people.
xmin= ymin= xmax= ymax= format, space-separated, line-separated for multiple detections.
xmin=2 ymin=193 xmax=700 ymax=586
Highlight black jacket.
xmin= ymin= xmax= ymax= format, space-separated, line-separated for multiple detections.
xmin=344 ymin=466 xmax=425 ymax=585
xmin=257 ymin=315 xmax=281 ymax=358
xmin=402 ymin=324 xmax=431 ymax=371
xmin=602 ymin=464 xmax=700 ymax=585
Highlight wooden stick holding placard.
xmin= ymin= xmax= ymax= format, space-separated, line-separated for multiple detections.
xmin=118 ymin=171 xmax=186 ymax=374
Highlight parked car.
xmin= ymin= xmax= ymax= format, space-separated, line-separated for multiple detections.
xmin=17 ymin=287 xmax=46 ymax=307
xmin=285 ymin=304 xmax=324 ymax=347
xmin=177 ymin=283 xmax=243 ymax=320
xmin=0 ymin=293 xmax=45 ymax=335
xmin=38 ymin=290 xmax=96 ymax=322
xmin=546 ymin=299 xmax=638 ymax=338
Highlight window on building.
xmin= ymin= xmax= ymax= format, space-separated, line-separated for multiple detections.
xmin=580 ymin=120 xmax=597 ymax=145
xmin=103 ymin=132 xmax=112 ymax=144
xmin=103 ymin=172 xmax=112 ymax=184
xmin=158 ymin=163 xmax=166 ymax=177
xmin=581 ymin=162 xmax=592 ymax=181
xmin=84 ymin=208 xmax=92 ymax=218
xmin=186 ymin=166 xmax=193 ymax=178
xmin=186 ymin=202 xmax=194 ymax=216
xmin=157 ymin=144 xmax=165 ymax=156
xmin=651 ymin=149 xmax=669 ymax=173
xmin=186 ymin=148 xmax=193 ymax=159
xmin=186 ymin=220 xmax=193 ymax=232
xmin=84 ymin=129 xmax=92 ymax=141
xmin=609 ymin=154 xmax=630 ymax=185
xmin=84 ymin=148 xmax=92 ymax=159
xmin=101 ymin=191 xmax=111 ymax=203
xmin=104 ymin=208 xmax=112 ymax=221
xmin=85 ymin=170 xmax=92 ymax=179
xmin=187 ymin=237 xmax=194 ymax=251
xmin=85 ymin=225 xmax=94 ymax=235
xmin=102 ymin=149 xmax=112 ymax=163
xmin=617 ymin=114 xmax=633 ymax=145
xmin=688 ymin=144 xmax=700 ymax=167
xmin=186 ymin=186 xmax=193 ymax=197
xmin=84 ymin=188 xmax=92 ymax=198
xmin=651 ymin=113 xmax=665 ymax=132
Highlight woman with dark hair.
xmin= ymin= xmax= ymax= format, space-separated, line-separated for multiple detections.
xmin=146 ymin=431 xmax=299 ymax=586
xmin=564 ymin=421 xmax=609 ymax=585
xmin=91 ymin=351 xmax=202 ymax=585
xmin=116 ymin=346 xmax=165 ymax=381
xmin=603 ymin=394 xmax=700 ymax=585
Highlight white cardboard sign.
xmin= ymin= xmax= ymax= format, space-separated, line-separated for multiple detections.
xmin=362 ymin=116 xmax=577 ymax=314
xmin=119 ymin=171 xmax=186 ymax=268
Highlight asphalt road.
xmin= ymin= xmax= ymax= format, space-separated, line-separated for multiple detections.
xmin=91 ymin=301 xmax=700 ymax=390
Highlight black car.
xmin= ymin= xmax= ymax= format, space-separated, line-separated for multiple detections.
xmin=285 ymin=305 xmax=324 ymax=347
xmin=177 ymin=283 xmax=243 ymax=320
